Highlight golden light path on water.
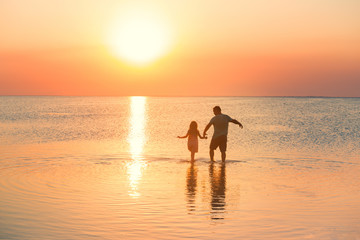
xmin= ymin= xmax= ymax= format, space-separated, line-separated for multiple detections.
xmin=126 ymin=96 xmax=147 ymax=198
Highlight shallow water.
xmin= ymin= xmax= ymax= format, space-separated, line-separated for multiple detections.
xmin=0 ymin=96 xmax=359 ymax=239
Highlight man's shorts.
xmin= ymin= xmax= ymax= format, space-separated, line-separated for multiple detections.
xmin=210 ymin=135 xmax=227 ymax=152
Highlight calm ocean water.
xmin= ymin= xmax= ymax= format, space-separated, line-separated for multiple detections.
xmin=0 ymin=96 xmax=359 ymax=239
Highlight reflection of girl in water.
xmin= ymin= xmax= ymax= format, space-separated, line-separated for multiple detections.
xmin=186 ymin=161 xmax=197 ymax=213
xmin=178 ymin=121 xmax=207 ymax=161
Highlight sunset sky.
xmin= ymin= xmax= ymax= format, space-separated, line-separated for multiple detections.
xmin=1 ymin=0 xmax=359 ymax=96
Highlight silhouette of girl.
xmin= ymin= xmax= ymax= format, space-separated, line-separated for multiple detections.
xmin=178 ymin=121 xmax=207 ymax=161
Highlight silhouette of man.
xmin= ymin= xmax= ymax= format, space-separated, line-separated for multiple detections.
xmin=203 ymin=106 xmax=243 ymax=162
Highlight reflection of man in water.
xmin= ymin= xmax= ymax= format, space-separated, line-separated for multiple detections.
xmin=203 ymin=106 xmax=243 ymax=162
xmin=209 ymin=162 xmax=226 ymax=220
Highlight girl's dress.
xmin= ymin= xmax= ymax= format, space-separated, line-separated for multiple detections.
xmin=187 ymin=130 xmax=199 ymax=152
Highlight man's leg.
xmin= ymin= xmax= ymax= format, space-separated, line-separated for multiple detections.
xmin=209 ymin=138 xmax=216 ymax=162
xmin=219 ymin=136 xmax=227 ymax=162
xmin=221 ymin=151 xmax=226 ymax=162
xmin=210 ymin=149 xmax=214 ymax=161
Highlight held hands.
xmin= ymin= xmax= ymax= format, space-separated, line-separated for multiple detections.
xmin=178 ymin=134 xmax=208 ymax=139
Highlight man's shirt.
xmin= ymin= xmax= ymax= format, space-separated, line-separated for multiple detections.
xmin=209 ymin=114 xmax=233 ymax=139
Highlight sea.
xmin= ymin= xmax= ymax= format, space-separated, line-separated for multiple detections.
xmin=0 ymin=96 xmax=359 ymax=239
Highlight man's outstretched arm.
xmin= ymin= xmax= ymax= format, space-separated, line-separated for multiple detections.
xmin=231 ymin=119 xmax=243 ymax=129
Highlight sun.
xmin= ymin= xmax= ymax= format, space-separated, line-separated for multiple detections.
xmin=107 ymin=11 xmax=172 ymax=66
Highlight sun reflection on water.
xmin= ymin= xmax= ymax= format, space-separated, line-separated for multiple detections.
xmin=127 ymin=96 xmax=147 ymax=198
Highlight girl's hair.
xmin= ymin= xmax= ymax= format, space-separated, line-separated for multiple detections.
xmin=188 ymin=121 xmax=198 ymax=135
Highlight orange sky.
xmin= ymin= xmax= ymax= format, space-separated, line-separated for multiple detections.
xmin=1 ymin=0 xmax=360 ymax=96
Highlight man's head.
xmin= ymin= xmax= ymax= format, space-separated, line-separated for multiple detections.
xmin=213 ymin=106 xmax=221 ymax=115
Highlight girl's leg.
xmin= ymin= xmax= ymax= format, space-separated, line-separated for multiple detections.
xmin=191 ymin=151 xmax=195 ymax=161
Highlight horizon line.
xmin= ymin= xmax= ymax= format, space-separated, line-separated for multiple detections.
xmin=1 ymin=95 xmax=359 ymax=98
